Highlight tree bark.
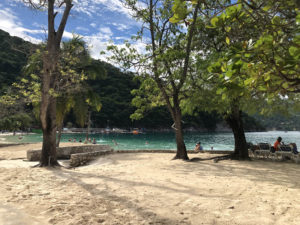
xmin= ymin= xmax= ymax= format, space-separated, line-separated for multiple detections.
xmin=40 ymin=96 xmax=59 ymax=166
xmin=225 ymin=102 xmax=249 ymax=160
xmin=172 ymin=106 xmax=188 ymax=160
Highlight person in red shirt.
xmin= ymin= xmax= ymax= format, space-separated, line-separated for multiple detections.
xmin=274 ymin=137 xmax=282 ymax=151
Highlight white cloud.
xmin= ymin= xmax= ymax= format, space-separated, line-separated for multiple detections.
xmin=63 ymin=31 xmax=75 ymax=39
xmin=0 ymin=6 xmax=42 ymax=43
xmin=111 ymin=22 xmax=128 ymax=31
xmin=84 ymin=35 xmax=108 ymax=60
xmin=83 ymin=31 xmax=146 ymax=63
xmin=76 ymin=26 xmax=89 ymax=32
xmin=99 ymin=27 xmax=113 ymax=36
xmin=115 ymin=36 xmax=126 ymax=40
xmin=90 ymin=23 xmax=97 ymax=28
xmin=72 ymin=0 xmax=133 ymax=18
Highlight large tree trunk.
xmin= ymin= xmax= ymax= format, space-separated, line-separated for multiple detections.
xmin=172 ymin=102 xmax=189 ymax=160
xmin=40 ymin=49 xmax=59 ymax=166
xmin=40 ymin=95 xmax=59 ymax=165
xmin=225 ymin=102 xmax=249 ymax=160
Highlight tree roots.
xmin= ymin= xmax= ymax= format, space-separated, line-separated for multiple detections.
xmin=31 ymin=161 xmax=61 ymax=168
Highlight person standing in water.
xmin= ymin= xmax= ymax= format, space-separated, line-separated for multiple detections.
xmin=194 ymin=142 xmax=203 ymax=152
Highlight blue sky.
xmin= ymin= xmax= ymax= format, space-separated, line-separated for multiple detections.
xmin=0 ymin=0 xmax=145 ymax=59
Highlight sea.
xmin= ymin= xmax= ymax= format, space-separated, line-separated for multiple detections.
xmin=2 ymin=131 xmax=300 ymax=151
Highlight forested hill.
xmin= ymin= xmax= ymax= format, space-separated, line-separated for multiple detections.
xmin=0 ymin=30 xmax=34 ymax=94
xmin=0 ymin=29 xmax=268 ymax=131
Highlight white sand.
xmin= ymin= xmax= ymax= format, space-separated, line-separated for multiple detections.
xmin=0 ymin=143 xmax=300 ymax=225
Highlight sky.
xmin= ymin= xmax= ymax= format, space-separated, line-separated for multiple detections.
xmin=0 ymin=0 xmax=145 ymax=60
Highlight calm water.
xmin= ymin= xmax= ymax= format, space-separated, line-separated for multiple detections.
xmin=2 ymin=131 xmax=300 ymax=151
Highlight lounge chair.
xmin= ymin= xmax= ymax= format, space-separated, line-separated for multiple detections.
xmin=273 ymin=145 xmax=300 ymax=163
xmin=254 ymin=143 xmax=272 ymax=158
xmin=272 ymin=145 xmax=292 ymax=161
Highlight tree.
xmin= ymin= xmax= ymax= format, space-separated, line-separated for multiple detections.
xmin=108 ymin=0 xmax=200 ymax=160
xmin=22 ymin=0 xmax=73 ymax=166
xmin=14 ymin=36 xmax=103 ymax=148
xmin=55 ymin=38 xmax=103 ymax=146
xmin=171 ymin=0 xmax=267 ymax=159
xmin=237 ymin=0 xmax=300 ymax=95
xmin=202 ymin=1 xmax=300 ymax=159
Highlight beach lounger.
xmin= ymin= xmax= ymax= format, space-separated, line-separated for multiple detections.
xmin=272 ymin=145 xmax=292 ymax=161
xmin=273 ymin=145 xmax=300 ymax=163
xmin=254 ymin=143 xmax=271 ymax=159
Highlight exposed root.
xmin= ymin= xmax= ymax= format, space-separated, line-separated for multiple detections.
xmin=31 ymin=161 xmax=61 ymax=168
xmin=213 ymin=154 xmax=251 ymax=163
xmin=172 ymin=155 xmax=189 ymax=161
xmin=188 ymin=155 xmax=224 ymax=162
xmin=31 ymin=163 xmax=42 ymax=168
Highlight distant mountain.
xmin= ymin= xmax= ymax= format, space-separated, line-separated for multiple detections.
xmin=0 ymin=29 xmax=35 ymax=94
xmin=0 ymin=29 xmax=267 ymax=131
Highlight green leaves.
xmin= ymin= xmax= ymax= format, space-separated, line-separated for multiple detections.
xmin=289 ymin=46 xmax=300 ymax=59
xmin=226 ymin=37 xmax=230 ymax=45
xmin=170 ymin=0 xmax=188 ymax=23
xmin=210 ymin=17 xmax=219 ymax=27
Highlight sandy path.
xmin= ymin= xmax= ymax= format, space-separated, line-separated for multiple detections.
xmin=0 ymin=144 xmax=300 ymax=224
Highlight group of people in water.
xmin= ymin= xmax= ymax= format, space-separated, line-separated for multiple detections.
xmin=68 ymin=137 xmax=97 ymax=144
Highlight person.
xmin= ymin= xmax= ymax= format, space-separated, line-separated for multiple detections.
xmin=273 ymin=137 xmax=282 ymax=151
xmin=112 ymin=139 xmax=118 ymax=146
xmin=194 ymin=142 xmax=203 ymax=152
xmin=79 ymin=138 xmax=82 ymax=143
xmin=290 ymin=143 xmax=299 ymax=154
xmin=92 ymin=138 xmax=96 ymax=144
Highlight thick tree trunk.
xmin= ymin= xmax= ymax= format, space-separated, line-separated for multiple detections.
xmin=40 ymin=49 xmax=59 ymax=166
xmin=225 ymin=103 xmax=249 ymax=160
xmin=172 ymin=104 xmax=189 ymax=160
xmin=40 ymin=96 xmax=59 ymax=166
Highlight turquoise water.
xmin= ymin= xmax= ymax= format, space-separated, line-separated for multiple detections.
xmin=2 ymin=131 xmax=300 ymax=151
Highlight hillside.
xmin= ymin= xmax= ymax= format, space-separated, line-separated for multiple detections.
xmin=0 ymin=30 xmax=35 ymax=94
xmin=0 ymin=29 xmax=267 ymax=131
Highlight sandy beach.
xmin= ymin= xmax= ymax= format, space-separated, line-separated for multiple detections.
xmin=0 ymin=143 xmax=300 ymax=225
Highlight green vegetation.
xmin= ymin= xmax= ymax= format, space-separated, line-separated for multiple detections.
xmin=0 ymin=28 xmax=295 ymax=132
xmin=0 ymin=30 xmax=34 ymax=94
